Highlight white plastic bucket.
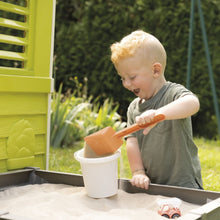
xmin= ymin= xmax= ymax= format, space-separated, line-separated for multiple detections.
xmin=74 ymin=148 xmax=121 ymax=198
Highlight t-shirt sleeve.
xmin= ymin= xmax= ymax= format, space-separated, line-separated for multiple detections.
xmin=171 ymin=83 xmax=196 ymax=101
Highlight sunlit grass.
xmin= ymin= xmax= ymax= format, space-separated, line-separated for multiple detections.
xmin=49 ymin=138 xmax=220 ymax=192
xmin=49 ymin=142 xmax=83 ymax=174
xmin=119 ymin=143 xmax=132 ymax=179
xmin=194 ymin=138 xmax=220 ymax=192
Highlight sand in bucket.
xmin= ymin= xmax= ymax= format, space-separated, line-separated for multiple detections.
xmin=83 ymin=142 xmax=114 ymax=158
xmin=74 ymin=145 xmax=121 ymax=198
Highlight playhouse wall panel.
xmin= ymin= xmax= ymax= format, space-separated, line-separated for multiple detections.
xmin=0 ymin=0 xmax=55 ymax=172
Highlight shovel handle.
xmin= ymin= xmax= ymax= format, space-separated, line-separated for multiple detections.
xmin=114 ymin=114 xmax=165 ymax=138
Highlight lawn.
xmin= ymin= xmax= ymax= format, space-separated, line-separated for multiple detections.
xmin=49 ymin=138 xmax=220 ymax=192
xmin=194 ymin=138 xmax=220 ymax=191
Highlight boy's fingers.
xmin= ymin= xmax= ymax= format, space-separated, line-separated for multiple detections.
xmin=144 ymin=178 xmax=150 ymax=190
xmin=136 ymin=116 xmax=145 ymax=125
xmin=136 ymin=113 xmax=156 ymax=126
xmin=130 ymin=175 xmax=150 ymax=190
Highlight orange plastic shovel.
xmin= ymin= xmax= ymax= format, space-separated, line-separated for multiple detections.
xmin=84 ymin=114 xmax=165 ymax=155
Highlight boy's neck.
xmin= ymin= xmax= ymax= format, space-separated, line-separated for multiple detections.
xmin=141 ymin=79 xmax=167 ymax=103
xmin=154 ymin=77 xmax=167 ymax=95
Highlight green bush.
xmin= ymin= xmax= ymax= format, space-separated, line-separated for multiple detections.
xmin=54 ymin=0 xmax=220 ymax=139
xmin=50 ymin=84 xmax=90 ymax=148
xmin=50 ymin=80 xmax=126 ymax=148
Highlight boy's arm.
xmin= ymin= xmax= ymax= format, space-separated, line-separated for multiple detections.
xmin=157 ymin=94 xmax=200 ymax=120
xmin=126 ymin=137 xmax=150 ymax=189
xmin=136 ymin=94 xmax=200 ymax=135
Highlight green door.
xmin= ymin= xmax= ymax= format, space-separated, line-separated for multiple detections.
xmin=0 ymin=0 xmax=55 ymax=172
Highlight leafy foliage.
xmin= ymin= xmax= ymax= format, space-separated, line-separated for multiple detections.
xmin=50 ymin=80 xmax=126 ymax=148
xmin=50 ymin=84 xmax=89 ymax=148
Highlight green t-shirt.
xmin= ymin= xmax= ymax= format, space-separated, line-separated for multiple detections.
xmin=126 ymin=81 xmax=203 ymax=189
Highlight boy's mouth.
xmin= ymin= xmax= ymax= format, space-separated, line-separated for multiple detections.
xmin=133 ymin=88 xmax=140 ymax=95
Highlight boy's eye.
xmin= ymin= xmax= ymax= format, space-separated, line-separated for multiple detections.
xmin=120 ymin=76 xmax=136 ymax=82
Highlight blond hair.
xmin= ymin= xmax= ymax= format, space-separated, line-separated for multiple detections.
xmin=110 ymin=30 xmax=167 ymax=71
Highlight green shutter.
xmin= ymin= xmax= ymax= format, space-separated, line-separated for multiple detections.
xmin=0 ymin=0 xmax=55 ymax=172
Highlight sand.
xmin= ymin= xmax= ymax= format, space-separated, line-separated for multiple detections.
xmin=0 ymin=183 xmax=200 ymax=220
xmin=83 ymin=143 xmax=114 ymax=158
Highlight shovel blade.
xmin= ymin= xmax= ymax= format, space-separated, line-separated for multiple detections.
xmin=84 ymin=127 xmax=123 ymax=155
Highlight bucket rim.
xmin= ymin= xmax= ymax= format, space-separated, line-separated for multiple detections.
xmin=74 ymin=149 xmax=121 ymax=164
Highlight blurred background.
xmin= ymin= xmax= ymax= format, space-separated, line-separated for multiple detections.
xmin=53 ymin=0 xmax=220 ymax=139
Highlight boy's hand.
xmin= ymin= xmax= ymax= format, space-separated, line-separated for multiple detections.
xmin=135 ymin=110 xmax=159 ymax=135
xmin=130 ymin=171 xmax=150 ymax=190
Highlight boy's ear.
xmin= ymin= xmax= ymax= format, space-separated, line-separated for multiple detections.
xmin=152 ymin=62 xmax=162 ymax=78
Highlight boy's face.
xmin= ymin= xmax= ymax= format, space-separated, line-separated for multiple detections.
xmin=116 ymin=55 xmax=158 ymax=101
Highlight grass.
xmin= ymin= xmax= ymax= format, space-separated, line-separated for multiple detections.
xmin=49 ymin=141 xmax=83 ymax=174
xmin=194 ymin=138 xmax=220 ymax=192
xmin=49 ymin=138 xmax=220 ymax=192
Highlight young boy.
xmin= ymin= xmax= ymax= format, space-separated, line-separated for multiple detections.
xmin=110 ymin=30 xmax=203 ymax=190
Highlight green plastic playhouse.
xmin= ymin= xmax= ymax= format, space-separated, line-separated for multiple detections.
xmin=0 ymin=0 xmax=55 ymax=172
